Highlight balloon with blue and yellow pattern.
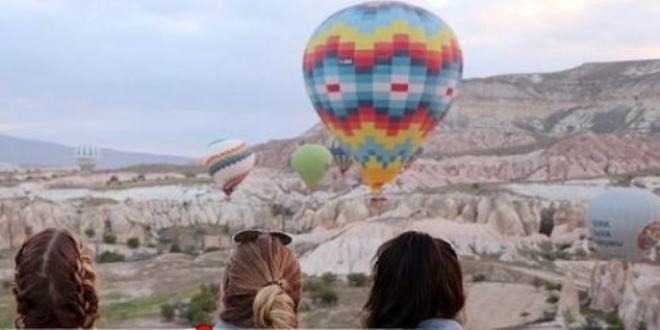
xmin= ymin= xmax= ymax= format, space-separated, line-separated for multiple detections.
xmin=303 ymin=1 xmax=462 ymax=193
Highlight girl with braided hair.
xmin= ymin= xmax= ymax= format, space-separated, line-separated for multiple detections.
xmin=216 ymin=230 xmax=302 ymax=329
xmin=13 ymin=228 xmax=99 ymax=329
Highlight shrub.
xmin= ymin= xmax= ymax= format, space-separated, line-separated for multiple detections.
xmin=532 ymin=278 xmax=544 ymax=291
xmin=185 ymin=305 xmax=211 ymax=327
xmin=204 ymin=246 xmax=220 ymax=253
xmin=127 ymin=237 xmax=140 ymax=249
xmin=347 ymin=273 xmax=368 ymax=287
xmin=182 ymin=284 xmax=219 ymax=326
xmin=321 ymin=272 xmax=336 ymax=285
xmin=97 ymin=251 xmax=125 ymax=263
xmin=84 ymin=228 xmax=96 ymax=239
xmin=546 ymin=295 xmax=560 ymax=304
xmin=103 ymin=232 xmax=117 ymax=244
xmin=160 ymin=303 xmax=175 ymax=322
xmin=170 ymin=243 xmax=182 ymax=253
xmin=183 ymin=245 xmax=199 ymax=256
xmin=190 ymin=284 xmax=219 ymax=313
xmin=310 ymin=285 xmax=338 ymax=306
xmin=545 ymin=282 xmax=562 ymax=291
xmin=106 ymin=175 xmax=120 ymax=186
xmin=304 ymin=279 xmax=323 ymax=292
xmin=605 ymin=312 xmax=624 ymax=330
xmin=472 ymin=274 xmax=487 ymax=282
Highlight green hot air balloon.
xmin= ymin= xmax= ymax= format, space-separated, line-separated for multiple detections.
xmin=291 ymin=144 xmax=333 ymax=190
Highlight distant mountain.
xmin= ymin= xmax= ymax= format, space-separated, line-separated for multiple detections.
xmin=0 ymin=134 xmax=192 ymax=169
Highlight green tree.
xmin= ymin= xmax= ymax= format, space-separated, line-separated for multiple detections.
xmin=347 ymin=273 xmax=368 ymax=287
xmin=185 ymin=306 xmax=211 ymax=326
xmin=160 ymin=304 xmax=175 ymax=322
xmin=84 ymin=228 xmax=96 ymax=239
xmin=321 ymin=272 xmax=336 ymax=285
xmin=170 ymin=243 xmax=182 ymax=253
xmin=127 ymin=237 xmax=140 ymax=249
xmin=310 ymin=285 xmax=338 ymax=306
xmin=97 ymin=251 xmax=125 ymax=263
xmin=103 ymin=232 xmax=117 ymax=244
xmin=472 ymin=274 xmax=487 ymax=282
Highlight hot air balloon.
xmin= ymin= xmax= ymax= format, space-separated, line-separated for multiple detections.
xmin=402 ymin=147 xmax=424 ymax=172
xmin=74 ymin=145 xmax=101 ymax=171
xmin=202 ymin=139 xmax=255 ymax=200
xmin=303 ymin=1 xmax=462 ymax=195
xmin=291 ymin=144 xmax=333 ymax=190
xmin=587 ymin=188 xmax=660 ymax=261
xmin=328 ymin=139 xmax=354 ymax=177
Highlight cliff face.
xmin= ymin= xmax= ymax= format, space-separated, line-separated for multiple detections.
xmin=255 ymin=60 xmax=660 ymax=181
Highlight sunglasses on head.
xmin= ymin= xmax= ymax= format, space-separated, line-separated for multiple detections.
xmin=232 ymin=230 xmax=293 ymax=246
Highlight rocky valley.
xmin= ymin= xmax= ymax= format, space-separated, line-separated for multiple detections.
xmin=1 ymin=60 xmax=660 ymax=329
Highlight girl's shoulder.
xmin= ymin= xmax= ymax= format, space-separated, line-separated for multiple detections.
xmin=418 ymin=318 xmax=463 ymax=330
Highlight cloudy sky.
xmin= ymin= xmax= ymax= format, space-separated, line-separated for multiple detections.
xmin=1 ymin=0 xmax=659 ymax=156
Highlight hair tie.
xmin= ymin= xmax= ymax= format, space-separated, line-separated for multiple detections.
xmin=263 ymin=280 xmax=285 ymax=290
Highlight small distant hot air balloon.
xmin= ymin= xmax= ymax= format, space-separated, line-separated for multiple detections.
xmin=328 ymin=139 xmax=354 ymax=177
xmin=291 ymin=144 xmax=333 ymax=191
xmin=402 ymin=147 xmax=424 ymax=172
xmin=202 ymin=139 xmax=256 ymax=200
xmin=587 ymin=188 xmax=660 ymax=261
xmin=74 ymin=145 xmax=101 ymax=172
xmin=303 ymin=1 xmax=462 ymax=196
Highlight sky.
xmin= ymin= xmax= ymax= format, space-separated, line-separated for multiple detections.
xmin=1 ymin=0 xmax=659 ymax=157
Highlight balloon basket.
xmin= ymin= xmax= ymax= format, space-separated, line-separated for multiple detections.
xmin=369 ymin=196 xmax=388 ymax=216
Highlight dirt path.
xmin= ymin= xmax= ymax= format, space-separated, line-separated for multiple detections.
xmin=465 ymin=282 xmax=549 ymax=330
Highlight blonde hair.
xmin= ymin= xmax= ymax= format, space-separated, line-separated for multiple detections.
xmin=13 ymin=228 xmax=99 ymax=329
xmin=220 ymin=235 xmax=302 ymax=328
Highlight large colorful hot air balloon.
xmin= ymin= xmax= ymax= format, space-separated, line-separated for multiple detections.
xmin=291 ymin=144 xmax=333 ymax=190
xmin=587 ymin=188 xmax=660 ymax=261
xmin=202 ymin=139 xmax=255 ymax=199
xmin=328 ymin=139 xmax=354 ymax=177
xmin=303 ymin=1 xmax=462 ymax=194
xmin=74 ymin=145 xmax=101 ymax=171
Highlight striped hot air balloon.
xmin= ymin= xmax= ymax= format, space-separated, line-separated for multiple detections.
xmin=74 ymin=145 xmax=101 ymax=171
xmin=202 ymin=139 xmax=256 ymax=199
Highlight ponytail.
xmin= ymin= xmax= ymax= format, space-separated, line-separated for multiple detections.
xmin=252 ymin=281 xmax=297 ymax=329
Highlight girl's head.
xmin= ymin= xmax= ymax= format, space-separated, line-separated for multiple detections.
xmin=220 ymin=231 xmax=302 ymax=329
xmin=363 ymin=231 xmax=465 ymax=328
xmin=13 ymin=228 xmax=99 ymax=329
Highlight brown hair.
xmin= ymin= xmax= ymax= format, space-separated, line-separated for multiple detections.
xmin=13 ymin=228 xmax=99 ymax=329
xmin=363 ymin=231 xmax=465 ymax=328
xmin=220 ymin=234 xmax=302 ymax=328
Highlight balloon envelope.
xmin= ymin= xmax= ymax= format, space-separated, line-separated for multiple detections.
xmin=303 ymin=1 xmax=462 ymax=193
xmin=74 ymin=145 xmax=101 ymax=171
xmin=291 ymin=144 xmax=333 ymax=188
xmin=202 ymin=139 xmax=255 ymax=197
xmin=328 ymin=139 xmax=354 ymax=176
xmin=587 ymin=188 xmax=660 ymax=261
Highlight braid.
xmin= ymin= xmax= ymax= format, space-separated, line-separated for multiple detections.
xmin=12 ymin=228 xmax=99 ymax=329
xmin=76 ymin=240 xmax=99 ymax=328
xmin=13 ymin=244 xmax=27 ymax=329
